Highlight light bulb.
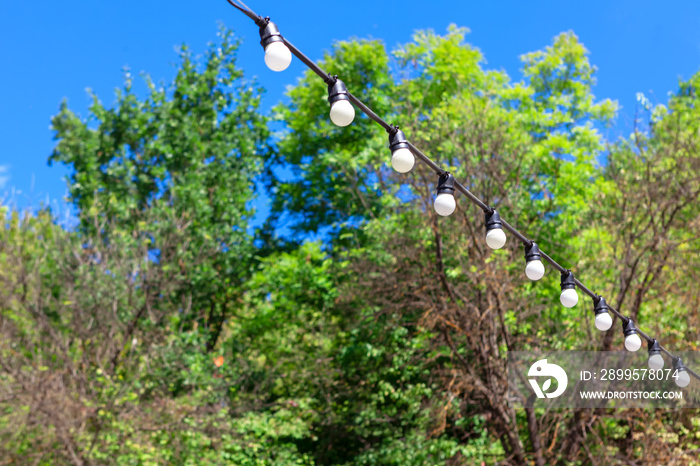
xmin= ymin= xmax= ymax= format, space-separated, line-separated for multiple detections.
xmin=624 ymin=333 xmax=642 ymax=352
xmin=484 ymin=210 xmax=506 ymax=249
xmin=647 ymin=340 xmax=663 ymax=369
xmin=434 ymin=193 xmax=456 ymax=216
xmin=594 ymin=312 xmax=613 ymax=331
xmin=329 ymin=100 xmax=355 ymax=127
xmin=485 ymin=228 xmax=507 ymax=250
xmin=391 ymin=148 xmax=414 ymax=173
xmin=560 ymin=271 xmax=577 ymax=307
xmin=525 ymin=260 xmax=545 ymax=281
xmin=560 ymin=288 xmax=579 ymax=308
xmin=675 ymin=370 xmax=691 ymax=388
xmin=524 ymin=243 xmax=544 ymax=281
xmin=593 ymin=297 xmax=612 ymax=331
xmin=264 ymin=42 xmax=292 ymax=72
xmin=648 ymin=354 xmax=665 ymax=370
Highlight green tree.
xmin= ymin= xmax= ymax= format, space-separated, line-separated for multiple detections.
xmin=3 ymin=21 xmax=700 ymax=466
xmin=49 ymin=26 xmax=268 ymax=351
xmin=0 ymin=28 xmax=311 ymax=464
xmin=269 ymin=26 xmax=619 ymax=463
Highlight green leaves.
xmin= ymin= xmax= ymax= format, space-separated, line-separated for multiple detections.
xmin=5 ymin=18 xmax=700 ymax=465
xmin=270 ymin=39 xmax=394 ymax=234
xmin=50 ymin=26 xmax=270 ymax=352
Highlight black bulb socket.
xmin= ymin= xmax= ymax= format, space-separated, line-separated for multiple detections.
xmin=389 ymin=129 xmax=410 ymax=153
xmin=485 ymin=210 xmax=503 ymax=232
xmin=648 ymin=339 xmax=661 ymax=356
xmin=328 ymin=78 xmax=350 ymax=104
xmin=259 ymin=20 xmax=284 ymax=49
xmin=524 ymin=242 xmax=541 ymax=262
xmin=436 ymin=173 xmax=456 ymax=196
xmin=560 ymin=270 xmax=576 ymax=291
xmin=673 ymin=358 xmax=688 ymax=374
xmin=594 ymin=296 xmax=609 ymax=316
xmin=622 ymin=318 xmax=638 ymax=337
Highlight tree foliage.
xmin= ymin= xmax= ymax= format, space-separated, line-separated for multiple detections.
xmin=1 ymin=24 xmax=700 ymax=465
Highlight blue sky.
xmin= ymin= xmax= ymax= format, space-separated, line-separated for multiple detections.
xmin=2 ymin=0 xmax=700 ymax=225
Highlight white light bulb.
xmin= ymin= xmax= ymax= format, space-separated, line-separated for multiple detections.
xmin=624 ymin=333 xmax=642 ymax=352
xmin=675 ymin=370 xmax=691 ymax=388
xmin=560 ymin=288 xmax=579 ymax=308
xmin=594 ymin=312 xmax=613 ymax=331
xmin=264 ymin=42 xmax=292 ymax=72
xmin=648 ymin=354 xmax=665 ymax=370
xmin=391 ymin=148 xmax=415 ymax=173
xmin=329 ymin=100 xmax=355 ymax=127
xmin=485 ymin=228 xmax=507 ymax=250
xmin=525 ymin=260 xmax=545 ymax=281
xmin=434 ymin=193 xmax=456 ymax=216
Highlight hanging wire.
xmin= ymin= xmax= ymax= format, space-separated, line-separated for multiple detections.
xmin=224 ymin=0 xmax=260 ymax=24
xmin=224 ymin=0 xmax=700 ymax=382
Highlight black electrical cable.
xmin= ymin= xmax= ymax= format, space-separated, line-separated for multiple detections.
xmin=225 ymin=0 xmax=260 ymax=24
xmin=347 ymin=94 xmax=395 ymax=133
xmin=225 ymin=0 xmax=700 ymax=382
xmin=282 ymin=38 xmax=335 ymax=84
xmin=233 ymin=0 xmax=256 ymax=14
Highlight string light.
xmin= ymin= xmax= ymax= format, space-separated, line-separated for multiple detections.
xmin=647 ymin=339 xmax=664 ymax=370
xmin=485 ymin=210 xmax=507 ymax=250
xmin=524 ymin=242 xmax=545 ymax=281
xmin=559 ymin=271 xmax=579 ymax=308
xmin=327 ymin=77 xmax=355 ymax=127
xmin=592 ymin=296 xmax=613 ymax=331
xmin=226 ymin=0 xmax=699 ymax=385
xmin=389 ymin=128 xmax=415 ymax=173
xmin=674 ymin=358 xmax=691 ymax=388
xmin=258 ymin=19 xmax=292 ymax=71
xmin=434 ymin=173 xmax=456 ymax=216
xmin=622 ymin=319 xmax=642 ymax=352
